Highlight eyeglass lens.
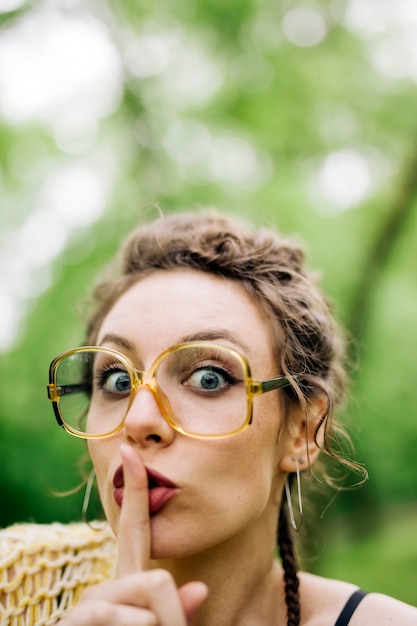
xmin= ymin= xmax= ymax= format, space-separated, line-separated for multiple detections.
xmin=54 ymin=345 xmax=249 ymax=437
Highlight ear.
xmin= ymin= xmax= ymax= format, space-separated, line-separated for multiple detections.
xmin=278 ymin=395 xmax=327 ymax=473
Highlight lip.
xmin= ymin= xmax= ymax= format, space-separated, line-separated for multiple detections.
xmin=113 ymin=464 xmax=179 ymax=516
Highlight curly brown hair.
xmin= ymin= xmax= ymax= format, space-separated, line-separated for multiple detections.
xmin=84 ymin=209 xmax=358 ymax=626
xmin=86 ymin=210 xmax=346 ymax=443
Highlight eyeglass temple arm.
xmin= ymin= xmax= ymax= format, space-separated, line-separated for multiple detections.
xmin=47 ymin=383 xmax=90 ymax=402
xmin=261 ymin=376 xmax=292 ymax=393
xmin=250 ymin=375 xmax=299 ymax=396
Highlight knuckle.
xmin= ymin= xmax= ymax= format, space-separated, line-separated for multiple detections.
xmin=86 ymin=604 xmax=113 ymax=625
xmin=63 ymin=601 xmax=112 ymax=626
xmin=80 ymin=581 xmax=114 ymax=600
xmin=149 ymin=568 xmax=175 ymax=591
xmin=80 ymin=584 xmax=102 ymax=602
xmin=143 ymin=614 xmax=159 ymax=626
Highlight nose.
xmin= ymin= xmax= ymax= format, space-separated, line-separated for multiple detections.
xmin=123 ymin=383 xmax=175 ymax=447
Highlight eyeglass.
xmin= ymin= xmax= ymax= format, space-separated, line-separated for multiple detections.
xmin=47 ymin=342 xmax=293 ymax=440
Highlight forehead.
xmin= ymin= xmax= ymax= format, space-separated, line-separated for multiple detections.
xmin=97 ymin=269 xmax=278 ymax=367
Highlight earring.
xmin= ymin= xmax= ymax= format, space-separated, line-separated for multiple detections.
xmin=284 ymin=458 xmax=304 ymax=532
xmin=82 ymin=468 xmax=104 ymax=531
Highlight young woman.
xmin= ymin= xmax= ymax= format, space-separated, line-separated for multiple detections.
xmin=47 ymin=210 xmax=417 ymax=625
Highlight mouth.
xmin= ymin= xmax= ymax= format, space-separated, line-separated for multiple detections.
xmin=113 ymin=464 xmax=179 ymax=516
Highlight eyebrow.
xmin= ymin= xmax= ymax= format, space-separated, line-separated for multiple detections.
xmin=177 ymin=330 xmax=250 ymax=354
xmin=99 ymin=333 xmax=135 ymax=352
xmin=99 ymin=330 xmax=250 ymax=355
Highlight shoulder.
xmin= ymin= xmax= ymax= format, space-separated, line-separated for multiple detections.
xmin=350 ymin=592 xmax=417 ymax=625
xmin=298 ymin=572 xmax=357 ymax=625
xmin=298 ymin=572 xmax=417 ymax=626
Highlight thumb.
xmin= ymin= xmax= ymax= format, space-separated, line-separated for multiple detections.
xmin=179 ymin=581 xmax=208 ymax=623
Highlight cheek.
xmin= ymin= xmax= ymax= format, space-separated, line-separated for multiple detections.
xmin=87 ymin=440 xmax=104 ymax=478
xmin=88 ymin=440 xmax=119 ymax=520
xmin=248 ymin=397 xmax=286 ymax=491
xmin=202 ymin=392 xmax=283 ymax=481
xmin=205 ymin=416 xmax=281 ymax=511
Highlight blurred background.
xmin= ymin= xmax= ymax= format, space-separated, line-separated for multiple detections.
xmin=0 ymin=0 xmax=416 ymax=605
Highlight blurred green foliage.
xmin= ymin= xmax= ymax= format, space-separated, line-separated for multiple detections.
xmin=0 ymin=0 xmax=416 ymax=602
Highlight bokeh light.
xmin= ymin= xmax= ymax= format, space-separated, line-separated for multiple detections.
xmin=0 ymin=157 xmax=116 ymax=351
xmin=0 ymin=9 xmax=122 ymax=124
xmin=309 ymin=149 xmax=375 ymax=212
xmin=333 ymin=0 xmax=417 ymax=82
xmin=282 ymin=8 xmax=327 ymax=48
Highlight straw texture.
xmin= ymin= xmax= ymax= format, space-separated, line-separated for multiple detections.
xmin=0 ymin=523 xmax=116 ymax=626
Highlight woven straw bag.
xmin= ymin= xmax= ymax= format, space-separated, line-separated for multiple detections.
xmin=0 ymin=522 xmax=117 ymax=626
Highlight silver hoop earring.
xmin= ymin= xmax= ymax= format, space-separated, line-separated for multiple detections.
xmin=284 ymin=458 xmax=304 ymax=532
xmin=82 ymin=468 xmax=104 ymax=531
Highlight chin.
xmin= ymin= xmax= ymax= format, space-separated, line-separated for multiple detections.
xmin=150 ymin=541 xmax=203 ymax=563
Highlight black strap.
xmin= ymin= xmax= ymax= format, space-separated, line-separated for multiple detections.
xmin=334 ymin=589 xmax=368 ymax=626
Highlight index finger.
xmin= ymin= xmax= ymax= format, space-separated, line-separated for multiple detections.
xmin=117 ymin=443 xmax=151 ymax=576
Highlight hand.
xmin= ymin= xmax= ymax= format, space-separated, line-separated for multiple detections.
xmin=59 ymin=443 xmax=208 ymax=625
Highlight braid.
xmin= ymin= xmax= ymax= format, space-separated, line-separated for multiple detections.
xmin=278 ymin=497 xmax=301 ymax=626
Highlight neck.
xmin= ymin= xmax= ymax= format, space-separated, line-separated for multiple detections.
xmin=152 ymin=511 xmax=287 ymax=626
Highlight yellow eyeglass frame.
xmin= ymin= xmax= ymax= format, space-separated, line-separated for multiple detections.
xmin=47 ymin=342 xmax=294 ymax=440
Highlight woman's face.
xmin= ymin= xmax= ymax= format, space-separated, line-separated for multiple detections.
xmin=88 ymin=269 xmax=291 ymax=560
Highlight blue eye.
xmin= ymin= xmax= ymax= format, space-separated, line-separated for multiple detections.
xmin=98 ymin=368 xmax=131 ymax=394
xmin=186 ymin=367 xmax=228 ymax=391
